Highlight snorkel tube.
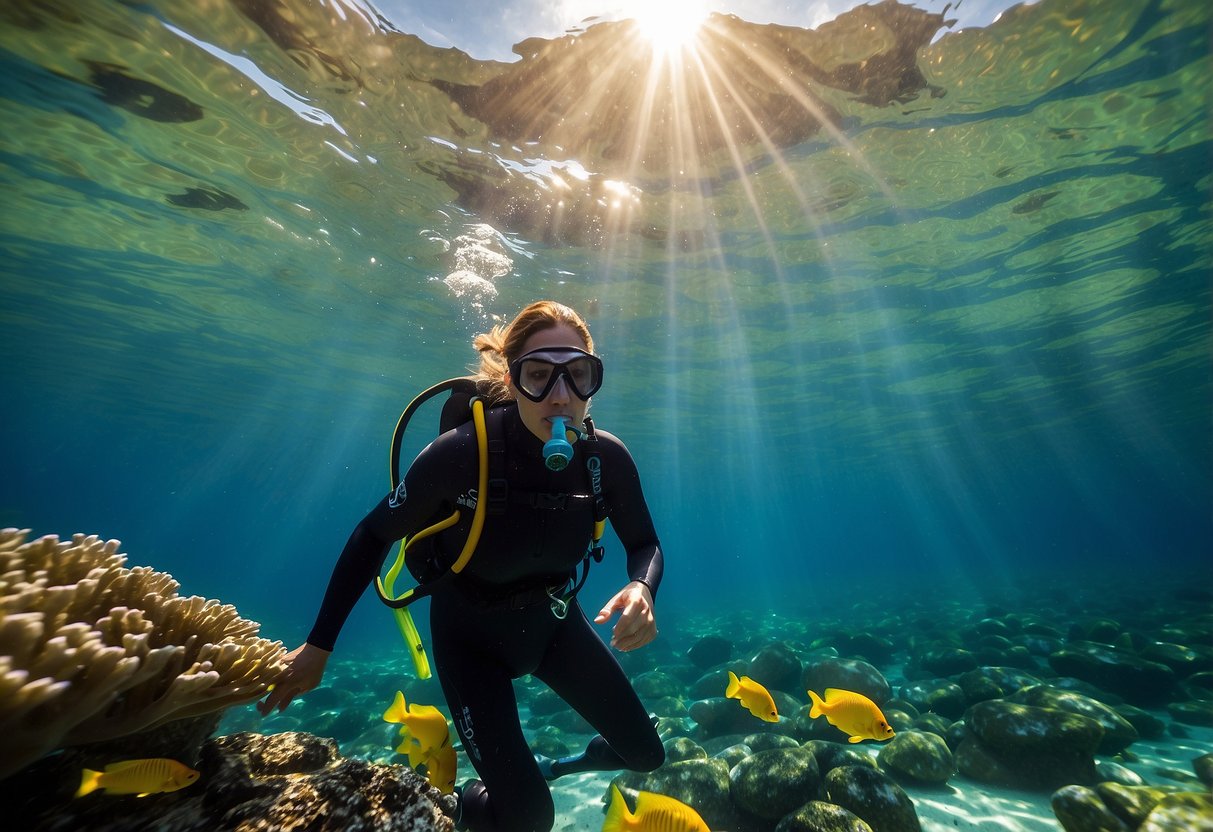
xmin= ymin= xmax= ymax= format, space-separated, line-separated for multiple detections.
xmin=544 ymin=417 xmax=574 ymax=470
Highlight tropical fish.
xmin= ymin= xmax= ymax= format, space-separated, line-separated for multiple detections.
xmin=383 ymin=691 xmax=456 ymax=793
xmin=383 ymin=690 xmax=451 ymax=757
xmin=424 ymin=743 xmax=458 ymax=795
xmin=725 ymin=670 xmax=779 ymax=722
xmin=602 ymin=784 xmax=710 ymax=832
xmin=807 ymin=688 xmax=895 ymax=743
xmin=75 ymin=758 xmax=200 ymax=798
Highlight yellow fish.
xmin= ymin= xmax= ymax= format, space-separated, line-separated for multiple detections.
xmin=725 ymin=670 xmax=779 ymax=722
xmin=75 ymin=758 xmax=200 ymax=798
xmin=384 ymin=691 xmax=456 ymax=793
xmin=383 ymin=690 xmax=451 ymax=757
xmin=602 ymin=784 xmax=710 ymax=832
xmin=423 ymin=743 xmax=458 ymax=795
xmin=807 ymin=688 xmax=895 ymax=743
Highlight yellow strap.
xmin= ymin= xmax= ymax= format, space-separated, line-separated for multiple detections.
xmin=451 ymin=398 xmax=489 ymax=573
xmin=391 ymin=603 xmax=431 ymax=679
xmin=378 ymin=397 xmax=491 ymax=679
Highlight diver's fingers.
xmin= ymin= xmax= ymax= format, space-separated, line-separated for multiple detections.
xmin=594 ymin=593 xmax=625 ymax=623
xmin=611 ymin=596 xmax=656 ymax=650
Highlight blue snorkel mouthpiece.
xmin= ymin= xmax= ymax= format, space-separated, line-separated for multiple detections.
xmin=544 ymin=417 xmax=574 ymax=471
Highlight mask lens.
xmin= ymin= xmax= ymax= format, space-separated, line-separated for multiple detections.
xmin=565 ymin=357 xmax=600 ymax=397
xmin=518 ymin=359 xmax=556 ymax=400
xmin=511 ymin=350 xmax=603 ymax=401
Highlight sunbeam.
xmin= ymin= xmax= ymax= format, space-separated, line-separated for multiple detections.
xmin=619 ymin=0 xmax=709 ymax=56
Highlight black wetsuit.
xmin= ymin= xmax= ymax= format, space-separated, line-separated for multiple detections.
xmin=306 ymin=405 xmax=665 ymax=832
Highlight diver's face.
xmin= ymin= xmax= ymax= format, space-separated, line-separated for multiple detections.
xmin=508 ymin=323 xmax=591 ymax=444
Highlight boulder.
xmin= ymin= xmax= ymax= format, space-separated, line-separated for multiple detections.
xmin=878 ymin=730 xmax=954 ymax=784
xmin=729 ymin=746 xmax=821 ymax=821
xmin=825 ymin=764 xmax=921 ymax=832
xmin=774 ymin=800 xmax=874 ymax=832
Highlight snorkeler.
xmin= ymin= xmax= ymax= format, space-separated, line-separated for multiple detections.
xmin=259 ymin=301 xmax=666 ymax=832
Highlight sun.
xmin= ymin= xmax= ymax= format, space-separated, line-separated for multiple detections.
xmin=619 ymin=0 xmax=709 ymax=55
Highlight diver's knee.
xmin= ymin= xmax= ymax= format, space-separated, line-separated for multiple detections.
xmin=634 ymin=737 xmax=665 ymax=772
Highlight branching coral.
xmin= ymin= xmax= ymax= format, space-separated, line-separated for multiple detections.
xmin=0 ymin=529 xmax=285 ymax=779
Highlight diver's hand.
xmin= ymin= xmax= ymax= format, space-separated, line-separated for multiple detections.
xmin=594 ymin=581 xmax=657 ymax=652
xmin=257 ymin=642 xmax=330 ymax=715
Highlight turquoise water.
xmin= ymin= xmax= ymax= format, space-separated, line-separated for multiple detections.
xmin=1 ymin=0 xmax=1210 ymax=663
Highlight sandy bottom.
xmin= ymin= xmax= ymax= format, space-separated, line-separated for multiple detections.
xmin=543 ymin=723 xmax=1212 ymax=832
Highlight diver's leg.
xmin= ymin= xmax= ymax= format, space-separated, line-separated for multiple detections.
xmin=432 ymin=616 xmax=554 ymax=831
xmin=532 ymin=603 xmax=665 ymax=778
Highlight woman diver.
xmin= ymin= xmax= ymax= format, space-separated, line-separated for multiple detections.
xmin=259 ymin=300 xmax=666 ymax=832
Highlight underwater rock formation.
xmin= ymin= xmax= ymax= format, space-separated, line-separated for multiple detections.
xmin=0 ymin=529 xmax=285 ymax=779
xmin=9 ymin=729 xmax=454 ymax=831
xmin=877 ymin=729 xmax=954 ymax=784
xmin=957 ymin=699 xmax=1103 ymax=790
xmin=825 ymin=764 xmax=921 ymax=832
xmin=1051 ymin=782 xmax=1213 ymax=832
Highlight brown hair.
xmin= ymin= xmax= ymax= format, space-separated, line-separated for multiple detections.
xmin=472 ymin=301 xmax=594 ymax=403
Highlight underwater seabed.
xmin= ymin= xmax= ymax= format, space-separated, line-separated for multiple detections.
xmin=216 ymin=566 xmax=1213 ymax=831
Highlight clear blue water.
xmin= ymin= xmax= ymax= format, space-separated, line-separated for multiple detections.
xmin=1 ymin=0 xmax=1209 ymax=663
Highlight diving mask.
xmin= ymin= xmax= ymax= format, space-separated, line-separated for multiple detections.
xmin=508 ymin=347 xmax=603 ymax=403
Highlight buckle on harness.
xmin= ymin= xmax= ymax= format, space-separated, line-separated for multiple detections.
xmin=487 ymin=478 xmax=508 ymax=514
xmin=547 ymin=582 xmax=573 ymax=619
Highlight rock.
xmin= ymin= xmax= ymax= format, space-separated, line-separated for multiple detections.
xmin=835 ymin=632 xmax=897 ymax=665
xmin=1048 ymin=642 xmax=1177 ymax=707
xmin=690 ymin=697 xmax=782 ymax=738
xmin=1094 ymin=761 xmax=1145 ymax=787
xmin=825 ymin=764 xmax=921 ymax=832
xmin=750 ymin=643 xmax=803 ymax=693
xmin=687 ymin=635 xmax=733 ymax=669
xmin=803 ymin=658 xmax=892 ymax=705
xmin=617 ymin=757 xmax=735 ymax=830
xmin=729 ymin=747 xmax=821 ymax=820
xmin=1007 ymin=685 xmax=1138 ymax=754
xmin=544 ymin=709 xmax=594 ymax=733
xmin=899 ymin=679 xmax=967 ymax=720
xmin=712 ymin=743 xmax=751 ymax=769
xmin=1096 ymin=783 xmax=1175 ymax=828
xmin=911 ymin=712 xmax=953 ymax=739
xmin=529 ymin=688 xmax=567 ymax=716
xmin=1139 ymin=792 xmax=1213 ymax=831
xmin=802 ymin=740 xmax=877 ymax=776
xmin=15 ymin=731 xmax=453 ymax=832
xmin=957 ymin=670 xmax=1006 ymax=704
xmin=632 ymin=670 xmax=685 ymax=700
xmin=775 ymin=800 xmax=874 ymax=832
xmin=957 ymin=700 xmax=1102 ymax=789
xmin=1195 ymin=752 xmax=1213 ymax=788
xmin=742 ymin=732 xmax=802 ymax=753
xmin=918 ymin=647 xmax=979 ymax=676
xmin=689 ymin=667 xmax=735 ymax=699
xmin=1139 ymin=642 xmax=1213 ymax=677
xmin=647 ymin=695 xmax=689 ymax=719
xmin=1114 ymin=704 xmax=1167 ymax=739
xmin=878 ymin=730 xmax=954 ymax=784
xmin=1167 ymin=700 xmax=1213 ymax=727
xmin=530 ymin=727 xmax=572 ymax=759
xmin=664 ymin=736 xmax=708 ymax=763
xmin=959 ymin=667 xmax=1044 ymax=700
xmin=1052 ymin=784 xmax=1132 ymax=832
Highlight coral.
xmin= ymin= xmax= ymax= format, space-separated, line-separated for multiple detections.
xmin=0 ymin=529 xmax=285 ymax=779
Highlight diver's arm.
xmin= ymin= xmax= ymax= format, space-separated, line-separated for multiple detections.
xmin=304 ymin=516 xmax=395 ymax=651
xmin=598 ymin=432 xmax=664 ymax=597
xmin=258 ymin=510 xmax=395 ymax=715
xmin=591 ymin=432 xmax=664 ymax=650
xmin=259 ymin=430 xmax=471 ymax=715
